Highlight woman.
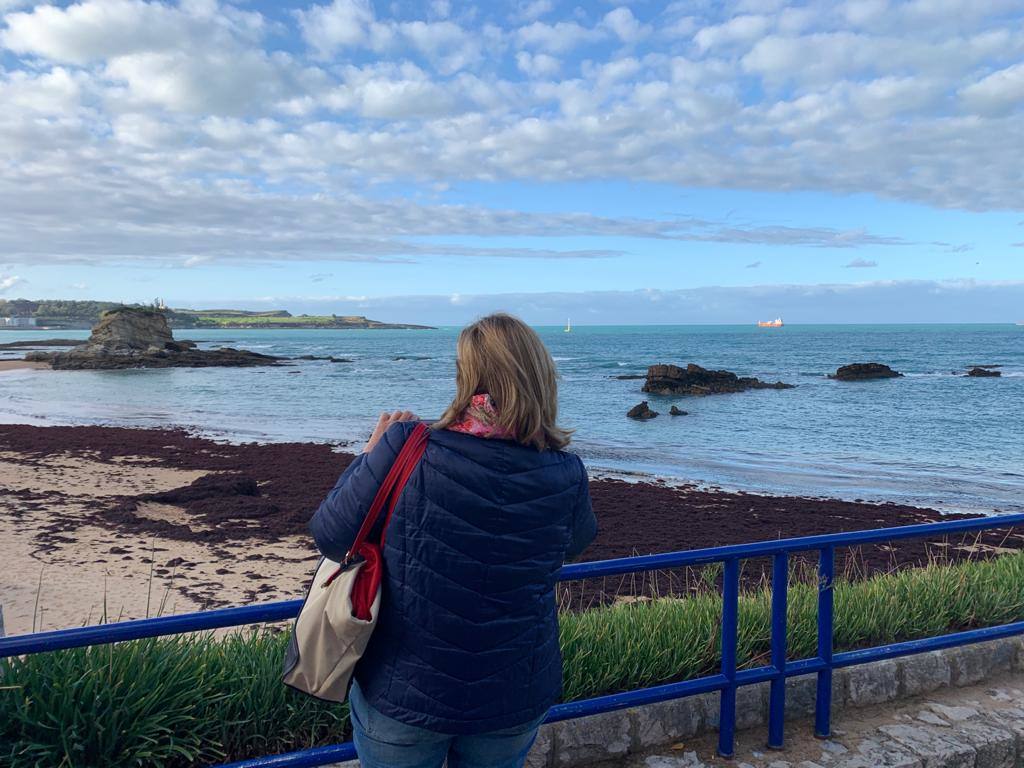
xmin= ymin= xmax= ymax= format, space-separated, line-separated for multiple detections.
xmin=310 ymin=313 xmax=596 ymax=768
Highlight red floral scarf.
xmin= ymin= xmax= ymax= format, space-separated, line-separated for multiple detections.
xmin=446 ymin=393 xmax=515 ymax=440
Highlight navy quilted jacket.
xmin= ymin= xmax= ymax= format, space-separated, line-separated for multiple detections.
xmin=310 ymin=420 xmax=596 ymax=734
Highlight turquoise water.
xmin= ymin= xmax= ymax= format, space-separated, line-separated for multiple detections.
xmin=2 ymin=324 xmax=1022 ymax=514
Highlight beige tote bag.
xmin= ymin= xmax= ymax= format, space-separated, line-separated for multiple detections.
xmin=283 ymin=423 xmax=429 ymax=702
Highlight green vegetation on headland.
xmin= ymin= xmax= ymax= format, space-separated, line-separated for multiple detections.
xmin=0 ymin=299 xmax=433 ymax=330
xmin=4 ymin=551 xmax=1023 ymax=766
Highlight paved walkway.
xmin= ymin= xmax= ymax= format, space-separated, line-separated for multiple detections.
xmin=617 ymin=671 xmax=1024 ymax=768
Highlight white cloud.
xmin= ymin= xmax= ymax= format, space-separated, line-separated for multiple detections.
xmin=844 ymin=258 xmax=878 ymax=268
xmin=0 ymin=67 xmax=83 ymax=114
xmin=296 ymin=0 xmax=374 ymax=56
xmin=2 ymin=0 xmax=261 ymax=64
xmin=960 ymin=62 xmax=1024 ymax=115
xmin=104 ymin=50 xmax=298 ymax=114
xmin=515 ymin=0 xmax=553 ymax=23
xmin=602 ymin=7 xmax=646 ymax=43
xmin=0 ymin=275 xmax=25 ymax=292
xmin=515 ymin=51 xmax=560 ymax=77
xmin=516 ymin=20 xmax=603 ymax=52
xmin=694 ymin=14 xmax=770 ymax=52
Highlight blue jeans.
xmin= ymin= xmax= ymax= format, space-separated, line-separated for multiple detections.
xmin=348 ymin=680 xmax=544 ymax=768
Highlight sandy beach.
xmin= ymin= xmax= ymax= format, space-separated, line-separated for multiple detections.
xmin=0 ymin=360 xmax=50 ymax=372
xmin=2 ymin=423 xmax=1021 ymax=636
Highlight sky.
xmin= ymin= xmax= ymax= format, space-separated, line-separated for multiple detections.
xmin=1 ymin=0 xmax=1023 ymax=324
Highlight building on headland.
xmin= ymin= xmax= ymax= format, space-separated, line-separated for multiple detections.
xmin=1 ymin=316 xmax=37 ymax=328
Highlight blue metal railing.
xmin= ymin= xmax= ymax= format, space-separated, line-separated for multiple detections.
xmin=3 ymin=512 xmax=1024 ymax=766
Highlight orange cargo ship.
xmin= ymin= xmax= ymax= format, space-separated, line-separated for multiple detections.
xmin=757 ymin=317 xmax=784 ymax=327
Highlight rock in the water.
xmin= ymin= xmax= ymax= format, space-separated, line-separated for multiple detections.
xmin=966 ymin=366 xmax=1001 ymax=377
xmin=669 ymin=405 xmax=689 ymax=416
xmin=26 ymin=307 xmax=280 ymax=370
xmin=294 ymin=355 xmax=353 ymax=363
xmin=611 ymin=374 xmax=646 ymax=380
xmin=642 ymin=363 xmax=794 ymax=396
xmin=627 ymin=401 xmax=659 ymax=419
xmin=829 ymin=362 xmax=903 ymax=381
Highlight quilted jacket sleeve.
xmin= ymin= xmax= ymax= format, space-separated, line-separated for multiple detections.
xmin=565 ymin=457 xmax=596 ymax=561
xmin=309 ymin=421 xmax=411 ymax=562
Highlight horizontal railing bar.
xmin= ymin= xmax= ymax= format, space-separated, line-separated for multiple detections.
xmin=215 ymin=743 xmax=357 ymax=767
xmin=831 ymin=619 xmax=1024 ymax=668
xmin=5 ymin=513 xmax=1023 ymax=658
xmin=556 ymin=512 xmax=1024 ymax=581
xmin=547 ymin=673 xmax=729 ymax=721
xmin=0 ymin=600 xmax=303 ymax=658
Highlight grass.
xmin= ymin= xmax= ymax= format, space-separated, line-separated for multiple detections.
xmin=3 ymin=552 xmax=1024 ymax=767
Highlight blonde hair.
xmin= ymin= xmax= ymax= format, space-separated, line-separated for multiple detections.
xmin=433 ymin=313 xmax=571 ymax=451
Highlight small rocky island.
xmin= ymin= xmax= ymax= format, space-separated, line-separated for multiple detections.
xmin=642 ymin=363 xmax=794 ymax=396
xmin=25 ymin=308 xmax=281 ymax=370
xmin=966 ymin=366 xmax=1001 ymax=377
xmin=830 ymin=363 xmax=903 ymax=381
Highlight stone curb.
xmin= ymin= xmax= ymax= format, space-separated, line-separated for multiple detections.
xmin=526 ymin=636 xmax=1024 ymax=767
xmin=329 ymin=636 xmax=1024 ymax=767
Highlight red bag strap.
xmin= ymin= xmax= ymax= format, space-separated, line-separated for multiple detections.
xmin=343 ymin=422 xmax=429 ymax=563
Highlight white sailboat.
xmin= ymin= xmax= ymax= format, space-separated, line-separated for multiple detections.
xmin=564 ymin=318 xmax=572 ymax=333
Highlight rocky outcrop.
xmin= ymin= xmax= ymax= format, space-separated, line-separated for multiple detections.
xmin=966 ymin=367 xmax=1001 ymax=377
xmin=642 ymin=364 xmax=794 ymax=396
xmin=24 ymin=308 xmax=280 ymax=370
xmin=830 ymin=363 xmax=903 ymax=381
xmin=627 ymin=401 xmax=658 ymax=419
xmin=669 ymin=405 xmax=688 ymax=416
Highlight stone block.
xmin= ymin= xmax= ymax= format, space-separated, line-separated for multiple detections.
xmin=985 ymin=707 xmax=1024 ymax=757
xmin=785 ymin=675 xmax=818 ymax=719
xmin=899 ymin=651 xmax=952 ymax=697
xmin=946 ymin=641 xmax=1014 ymax=687
xmin=1011 ymin=638 xmax=1024 ymax=672
xmin=839 ymin=737 xmax=924 ymax=768
xmin=552 ymin=710 xmax=631 ymax=766
xmin=846 ymin=660 xmax=900 ymax=707
xmin=736 ymin=682 xmax=770 ymax=730
xmin=524 ymin=723 xmax=555 ymax=768
xmin=877 ymin=724 xmax=975 ymax=768
xmin=954 ymin=722 xmax=1016 ymax=768
xmin=630 ymin=696 xmax=704 ymax=749
xmin=642 ymin=753 xmax=705 ymax=767
xmin=782 ymin=671 xmax=847 ymax=723
xmin=926 ymin=703 xmax=979 ymax=722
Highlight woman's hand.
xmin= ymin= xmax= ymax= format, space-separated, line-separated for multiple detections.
xmin=363 ymin=410 xmax=418 ymax=453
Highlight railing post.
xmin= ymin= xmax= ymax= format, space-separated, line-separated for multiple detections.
xmin=768 ymin=552 xmax=788 ymax=749
xmin=717 ymin=558 xmax=740 ymax=758
xmin=815 ymin=545 xmax=835 ymax=738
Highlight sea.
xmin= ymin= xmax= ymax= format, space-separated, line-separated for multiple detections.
xmin=2 ymin=324 xmax=1022 ymax=515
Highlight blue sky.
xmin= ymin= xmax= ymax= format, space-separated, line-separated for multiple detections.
xmin=1 ymin=0 xmax=1023 ymax=323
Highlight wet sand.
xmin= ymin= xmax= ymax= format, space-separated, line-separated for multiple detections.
xmin=1 ymin=423 xmax=1021 ymax=634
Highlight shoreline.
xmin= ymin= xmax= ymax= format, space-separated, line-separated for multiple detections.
xmin=2 ymin=422 xmax=1022 ymax=633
